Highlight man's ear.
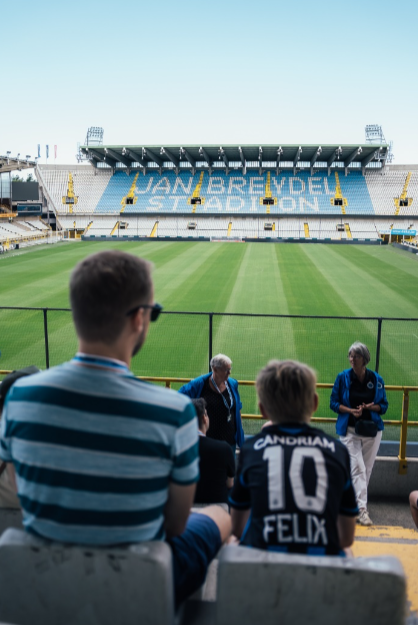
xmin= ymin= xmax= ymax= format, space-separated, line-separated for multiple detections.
xmin=129 ymin=307 xmax=145 ymax=333
xmin=312 ymin=392 xmax=319 ymax=414
xmin=258 ymin=402 xmax=270 ymax=421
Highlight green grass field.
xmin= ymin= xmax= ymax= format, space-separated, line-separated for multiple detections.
xmin=1 ymin=240 xmax=418 ymax=438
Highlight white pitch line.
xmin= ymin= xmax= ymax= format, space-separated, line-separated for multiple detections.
xmin=413 ymin=334 xmax=418 ymax=340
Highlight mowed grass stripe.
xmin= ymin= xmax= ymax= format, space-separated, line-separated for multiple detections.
xmin=299 ymin=245 xmax=418 ymax=421
xmin=276 ymin=245 xmax=362 ymax=374
xmin=326 ymin=245 xmax=418 ymax=317
xmin=212 ymin=244 xmax=296 ymax=412
xmin=2 ymin=241 xmax=418 ymax=425
xmin=134 ymin=243 xmax=247 ymax=378
xmin=348 ymin=244 xmax=418 ymax=281
xmin=151 ymin=242 xmax=224 ymax=307
xmin=303 ymin=246 xmax=418 ymax=386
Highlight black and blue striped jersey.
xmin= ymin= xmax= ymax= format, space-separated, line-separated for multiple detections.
xmin=230 ymin=422 xmax=358 ymax=556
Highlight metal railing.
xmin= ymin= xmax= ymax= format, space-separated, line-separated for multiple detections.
xmin=3 ymin=366 xmax=413 ymax=475
xmin=137 ymin=377 xmax=417 ymax=475
xmin=1 ymin=306 xmax=418 ymax=372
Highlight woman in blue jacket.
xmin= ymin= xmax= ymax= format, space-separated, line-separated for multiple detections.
xmin=179 ymin=354 xmax=244 ymax=453
xmin=330 ymin=342 xmax=388 ymax=527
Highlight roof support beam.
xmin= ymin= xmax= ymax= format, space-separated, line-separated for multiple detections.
xmin=238 ymin=146 xmax=246 ymax=175
xmin=88 ymin=148 xmax=116 ymax=170
xmin=344 ymin=147 xmax=362 ymax=175
xmin=199 ymin=147 xmax=213 ymax=174
xmin=123 ymin=148 xmax=148 ymax=173
xmin=327 ymin=147 xmax=342 ymax=176
xmin=258 ymin=147 xmax=263 ymax=176
xmin=160 ymin=147 xmax=179 ymax=175
xmin=180 ymin=147 xmax=196 ymax=175
xmin=293 ymin=146 xmax=302 ymax=175
xmin=361 ymin=149 xmax=378 ymax=175
xmin=105 ymin=148 xmax=131 ymax=171
xmin=219 ymin=147 xmax=229 ymax=175
xmin=142 ymin=147 xmax=163 ymax=173
xmin=276 ymin=147 xmax=283 ymax=176
xmin=310 ymin=146 xmax=322 ymax=176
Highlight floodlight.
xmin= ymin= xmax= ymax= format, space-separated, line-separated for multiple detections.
xmin=6 ymin=151 xmax=11 ymax=156
xmin=26 ymin=155 xmax=31 ymax=160
xmin=17 ymin=153 xmax=20 ymax=159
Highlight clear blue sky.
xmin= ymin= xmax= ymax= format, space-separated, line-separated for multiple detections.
xmin=1 ymin=0 xmax=418 ymax=164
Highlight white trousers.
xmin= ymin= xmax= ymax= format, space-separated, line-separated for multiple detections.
xmin=340 ymin=427 xmax=382 ymax=511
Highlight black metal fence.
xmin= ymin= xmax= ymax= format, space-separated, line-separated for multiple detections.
xmin=1 ymin=306 xmax=418 ymax=429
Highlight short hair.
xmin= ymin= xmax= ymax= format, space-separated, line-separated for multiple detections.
xmin=348 ymin=342 xmax=370 ymax=366
xmin=256 ymin=360 xmax=317 ymax=423
xmin=210 ymin=354 xmax=232 ymax=371
xmin=70 ymin=250 xmax=153 ymax=344
xmin=192 ymin=398 xmax=207 ymax=429
xmin=0 ymin=366 xmax=41 ymax=412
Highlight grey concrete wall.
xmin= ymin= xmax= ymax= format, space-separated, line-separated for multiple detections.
xmin=369 ymin=457 xmax=418 ymax=499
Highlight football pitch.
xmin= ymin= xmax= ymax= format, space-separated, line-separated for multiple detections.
xmin=1 ymin=240 xmax=418 ymax=437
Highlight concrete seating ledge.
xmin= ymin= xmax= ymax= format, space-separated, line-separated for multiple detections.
xmin=0 ymin=529 xmax=407 ymax=625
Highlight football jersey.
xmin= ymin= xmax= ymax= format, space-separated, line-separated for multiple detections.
xmin=229 ymin=422 xmax=358 ymax=555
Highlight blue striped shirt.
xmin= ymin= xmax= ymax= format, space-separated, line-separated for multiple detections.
xmin=0 ymin=354 xmax=199 ymax=545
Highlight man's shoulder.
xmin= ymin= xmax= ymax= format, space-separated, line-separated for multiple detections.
xmin=8 ymin=363 xmax=194 ymax=423
xmin=8 ymin=364 xmax=69 ymax=394
xmin=129 ymin=378 xmax=194 ymax=412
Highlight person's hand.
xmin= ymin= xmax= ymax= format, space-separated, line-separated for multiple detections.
xmin=361 ymin=402 xmax=374 ymax=410
xmin=227 ymin=535 xmax=240 ymax=545
xmin=351 ymin=406 xmax=363 ymax=418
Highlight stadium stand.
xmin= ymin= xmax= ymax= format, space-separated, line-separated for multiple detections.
xmin=38 ymin=166 xmax=418 ymax=218
xmin=37 ymin=164 xmax=112 ymax=214
xmin=0 ymin=218 xmax=52 ymax=244
xmin=367 ymin=169 xmax=418 ymax=216
xmin=89 ymin=170 xmax=375 ymax=215
xmin=34 ymin=149 xmax=418 ymax=244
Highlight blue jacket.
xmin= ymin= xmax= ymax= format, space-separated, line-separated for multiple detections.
xmin=330 ymin=368 xmax=388 ymax=436
xmin=178 ymin=373 xmax=245 ymax=447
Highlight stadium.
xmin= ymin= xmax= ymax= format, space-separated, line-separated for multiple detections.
xmin=1 ymin=125 xmax=418 ymax=621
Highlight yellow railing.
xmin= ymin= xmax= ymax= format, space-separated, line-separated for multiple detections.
xmin=137 ymin=377 xmax=418 ymax=475
xmin=1 ymin=372 xmax=416 ymax=474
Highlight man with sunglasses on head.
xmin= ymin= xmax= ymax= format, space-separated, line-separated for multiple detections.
xmin=0 ymin=250 xmax=231 ymax=607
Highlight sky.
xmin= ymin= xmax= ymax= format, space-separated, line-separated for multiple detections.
xmin=1 ymin=0 xmax=418 ymax=166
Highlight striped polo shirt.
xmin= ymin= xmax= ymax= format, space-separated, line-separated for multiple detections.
xmin=0 ymin=354 xmax=199 ymax=545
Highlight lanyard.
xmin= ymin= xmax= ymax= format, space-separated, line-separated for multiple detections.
xmin=211 ymin=376 xmax=234 ymax=417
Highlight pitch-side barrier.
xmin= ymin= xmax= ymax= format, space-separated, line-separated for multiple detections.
xmin=135 ymin=377 xmax=417 ymax=475
xmin=0 ymin=370 xmax=416 ymax=474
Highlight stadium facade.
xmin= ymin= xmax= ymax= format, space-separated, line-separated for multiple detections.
xmin=1 ymin=144 xmax=418 ymax=246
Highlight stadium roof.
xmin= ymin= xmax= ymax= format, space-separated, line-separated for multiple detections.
xmin=0 ymin=155 xmax=37 ymax=174
xmin=80 ymin=143 xmax=389 ymax=175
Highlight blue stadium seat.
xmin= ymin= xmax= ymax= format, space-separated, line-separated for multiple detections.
xmin=94 ymin=170 xmax=375 ymax=215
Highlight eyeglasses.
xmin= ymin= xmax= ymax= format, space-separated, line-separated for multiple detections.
xmin=126 ymin=303 xmax=163 ymax=322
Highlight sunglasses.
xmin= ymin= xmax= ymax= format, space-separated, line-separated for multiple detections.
xmin=126 ymin=303 xmax=163 ymax=322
